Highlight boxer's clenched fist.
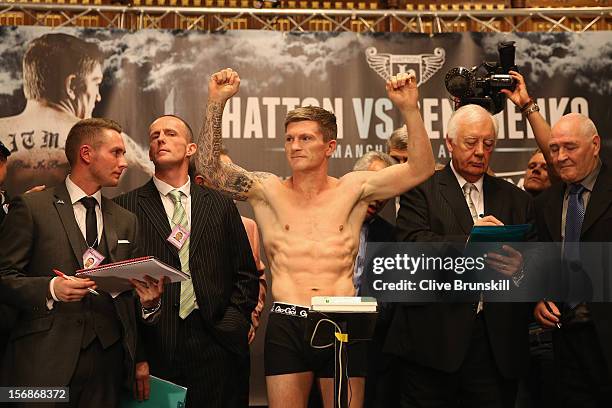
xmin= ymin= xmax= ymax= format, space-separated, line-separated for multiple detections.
xmin=208 ymin=68 xmax=240 ymax=103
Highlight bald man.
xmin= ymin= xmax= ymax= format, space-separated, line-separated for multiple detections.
xmin=530 ymin=112 xmax=612 ymax=407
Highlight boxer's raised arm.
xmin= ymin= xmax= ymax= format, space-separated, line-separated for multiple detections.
xmin=359 ymin=72 xmax=435 ymax=202
xmin=195 ymin=68 xmax=272 ymax=201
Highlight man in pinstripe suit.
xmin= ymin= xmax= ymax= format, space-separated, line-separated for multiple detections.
xmin=114 ymin=114 xmax=259 ymax=407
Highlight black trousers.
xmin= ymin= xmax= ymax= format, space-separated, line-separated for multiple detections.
xmin=516 ymin=333 xmax=556 ymax=408
xmin=398 ymin=315 xmax=517 ymax=408
xmin=13 ymin=338 xmax=124 ymax=408
xmin=364 ymin=306 xmax=400 ymax=408
xmin=553 ymin=322 xmax=612 ymax=408
xmin=167 ymin=312 xmax=250 ymax=408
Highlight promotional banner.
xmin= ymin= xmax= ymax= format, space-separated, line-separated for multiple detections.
xmin=0 ymin=27 xmax=610 ymax=197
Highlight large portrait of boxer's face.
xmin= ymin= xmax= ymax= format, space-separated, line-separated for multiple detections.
xmin=21 ymin=33 xmax=105 ymax=117
xmin=72 ymin=62 xmax=103 ymax=120
xmin=0 ymin=32 xmax=153 ymax=194
xmin=0 ymin=33 xmax=106 ymax=192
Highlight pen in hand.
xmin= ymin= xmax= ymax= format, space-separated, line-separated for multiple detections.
xmin=53 ymin=269 xmax=100 ymax=296
xmin=543 ymin=298 xmax=561 ymax=329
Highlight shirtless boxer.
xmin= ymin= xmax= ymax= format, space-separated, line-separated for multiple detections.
xmin=196 ymin=68 xmax=435 ymax=408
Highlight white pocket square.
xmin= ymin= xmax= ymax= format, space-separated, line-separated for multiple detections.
xmin=118 ymin=239 xmax=130 ymax=244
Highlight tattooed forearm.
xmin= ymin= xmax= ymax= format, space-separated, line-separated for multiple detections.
xmin=195 ymin=99 xmax=274 ymax=201
xmin=196 ymin=100 xmax=224 ymax=174
xmin=231 ymin=172 xmax=254 ymax=195
xmin=209 ymin=168 xmax=274 ymax=202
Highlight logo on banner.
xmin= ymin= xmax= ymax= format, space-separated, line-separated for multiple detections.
xmin=365 ymin=47 xmax=446 ymax=86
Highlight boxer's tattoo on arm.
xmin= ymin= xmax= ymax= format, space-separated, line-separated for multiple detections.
xmin=196 ymin=100 xmax=272 ymax=201
xmin=197 ymin=101 xmax=223 ymax=172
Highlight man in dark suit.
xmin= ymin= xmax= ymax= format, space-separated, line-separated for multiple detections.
xmin=516 ymin=148 xmax=556 ymax=408
xmin=0 ymin=141 xmax=49 ymax=364
xmin=0 ymin=140 xmax=13 ymax=361
xmin=0 ymin=118 xmax=163 ymax=407
xmin=388 ymin=104 xmax=534 ymax=407
xmin=531 ymin=112 xmax=612 ymax=407
xmin=352 ymin=150 xmax=396 ymax=294
xmin=351 ymin=151 xmax=399 ymax=408
xmin=500 ymin=71 xmax=611 ymax=407
xmin=0 ymin=140 xmax=10 ymax=225
xmin=114 ymin=114 xmax=259 ymax=408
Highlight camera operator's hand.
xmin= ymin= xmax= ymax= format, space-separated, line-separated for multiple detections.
xmin=501 ymin=70 xmax=555 ymax=175
xmin=386 ymin=72 xmax=418 ymax=112
xmin=500 ymin=70 xmax=531 ymax=107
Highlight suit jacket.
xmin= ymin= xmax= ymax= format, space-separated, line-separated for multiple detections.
xmin=386 ymin=165 xmax=534 ymax=378
xmin=0 ymin=190 xmax=8 ymax=225
xmin=0 ymin=183 xmax=141 ymax=387
xmin=0 ymin=191 xmax=16 ymax=360
xmin=367 ymin=214 xmax=395 ymax=243
xmin=534 ymin=162 xmax=612 ymax=374
xmin=364 ymin=214 xmax=397 ymax=371
xmin=114 ymin=179 xmax=259 ymax=374
xmin=365 ymin=213 xmax=395 ymax=309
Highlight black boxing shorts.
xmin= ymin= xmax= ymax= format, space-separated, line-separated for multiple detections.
xmin=264 ymin=302 xmax=367 ymax=378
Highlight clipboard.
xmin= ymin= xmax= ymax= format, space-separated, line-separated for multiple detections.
xmin=468 ymin=224 xmax=532 ymax=243
xmin=75 ymin=256 xmax=188 ymax=297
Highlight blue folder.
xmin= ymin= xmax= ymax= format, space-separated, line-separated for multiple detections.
xmin=120 ymin=375 xmax=187 ymax=408
xmin=468 ymin=224 xmax=532 ymax=243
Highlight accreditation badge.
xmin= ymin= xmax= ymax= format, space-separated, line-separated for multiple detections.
xmin=82 ymin=248 xmax=105 ymax=269
xmin=167 ymin=224 xmax=190 ymax=249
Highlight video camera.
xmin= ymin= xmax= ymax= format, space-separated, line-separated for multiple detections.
xmin=444 ymin=41 xmax=518 ymax=114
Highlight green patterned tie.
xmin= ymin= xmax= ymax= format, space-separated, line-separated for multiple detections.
xmin=169 ymin=190 xmax=196 ymax=319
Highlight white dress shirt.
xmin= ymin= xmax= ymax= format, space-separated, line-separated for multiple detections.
xmin=153 ymin=176 xmax=192 ymax=228
xmin=49 ymin=176 xmax=104 ymax=304
xmin=450 ymin=161 xmax=484 ymax=218
xmin=65 ymin=175 xmax=104 ymax=244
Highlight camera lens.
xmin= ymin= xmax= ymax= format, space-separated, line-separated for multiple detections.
xmin=445 ymin=67 xmax=474 ymax=98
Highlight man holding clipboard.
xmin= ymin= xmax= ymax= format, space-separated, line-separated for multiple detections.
xmin=389 ymin=104 xmax=537 ymax=407
xmin=0 ymin=118 xmax=164 ymax=407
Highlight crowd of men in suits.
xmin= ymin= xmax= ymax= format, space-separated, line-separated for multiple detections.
xmin=0 ymin=116 xmax=260 ymax=408
xmin=353 ymin=72 xmax=611 ymax=408
xmin=0 ymin=65 xmax=610 ymax=408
